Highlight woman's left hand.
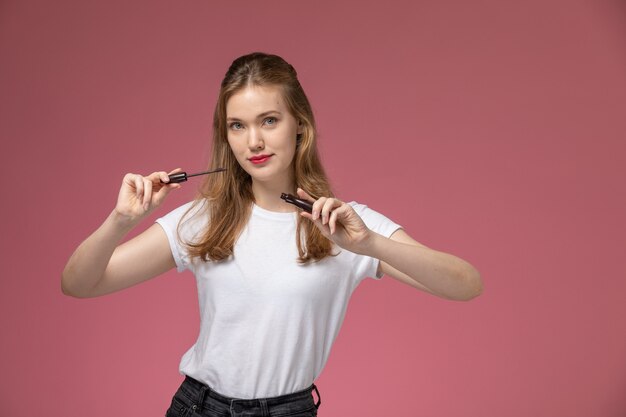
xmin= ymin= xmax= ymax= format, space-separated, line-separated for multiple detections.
xmin=296 ymin=188 xmax=373 ymax=254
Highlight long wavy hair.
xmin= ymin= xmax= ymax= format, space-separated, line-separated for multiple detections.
xmin=181 ymin=52 xmax=335 ymax=263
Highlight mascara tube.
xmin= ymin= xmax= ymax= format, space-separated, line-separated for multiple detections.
xmin=280 ymin=193 xmax=313 ymax=213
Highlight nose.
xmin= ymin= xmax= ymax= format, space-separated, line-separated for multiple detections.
xmin=247 ymin=127 xmax=264 ymax=150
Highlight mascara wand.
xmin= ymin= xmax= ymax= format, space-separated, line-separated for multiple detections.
xmin=162 ymin=168 xmax=227 ymax=184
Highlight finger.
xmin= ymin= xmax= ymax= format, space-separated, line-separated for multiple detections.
xmin=167 ymin=182 xmax=182 ymax=190
xmin=123 ymin=173 xmax=136 ymax=187
xmin=145 ymin=170 xmax=169 ymax=180
xmin=320 ymin=198 xmax=333 ymax=224
xmin=296 ymin=187 xmax=315 ymax=202
xmin=329 ymin=209 xmax=340 ymax=235
xmin=154 ymin=180 xmax=180 ymax=204
xmin=134 ymin=175 xmax=144 ymax=201
xmin=329 ymin=204 xmax=351 ymax=235
xmin=311 ymin=197 xmax=327 ymax=221
xmin=143 ymin=177 xmax=153 ymax=209
xmin=300 ymin=211 xmax=331 ymax=237
xmin=296 ymin=188 xmax=318 ymax=216
xmin=153 ymin=171 xmax=170 ymax=184
xmin=145 ymin=170 xmax=178 ymax=187
xmin=162 ymin=168 xmax=183 ymax=183
xmin=321 ymin=198 xmax=342 ymax=225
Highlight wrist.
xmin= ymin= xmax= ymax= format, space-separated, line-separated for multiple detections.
xmin=108 ymin=209 xmax=141 ymax=233
xmin=353 ymin=229 xmax=383 ymax=257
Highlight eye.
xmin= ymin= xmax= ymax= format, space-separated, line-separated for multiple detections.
xmin=263 ymin=117 xmax=277 ymax=126
xmin=229 ymin=122 xmax=243 ymax=130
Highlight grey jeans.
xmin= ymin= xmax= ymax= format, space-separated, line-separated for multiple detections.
xmin=165 ymin=376 xmax=321 ymax=417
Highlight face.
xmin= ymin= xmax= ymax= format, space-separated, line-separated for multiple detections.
xmin=226 ymin=84 xmax=302 ymax=188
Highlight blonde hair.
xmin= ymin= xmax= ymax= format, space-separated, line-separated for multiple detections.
xmin=182 ymin=52 xmax=334 ymax=263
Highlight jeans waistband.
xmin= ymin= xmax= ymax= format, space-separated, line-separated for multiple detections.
xmin=180 ymin=375 xmax=321 ymax=410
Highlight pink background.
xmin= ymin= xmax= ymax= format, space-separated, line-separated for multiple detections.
xmin=1 ymin=0 xmax=625 ymax=416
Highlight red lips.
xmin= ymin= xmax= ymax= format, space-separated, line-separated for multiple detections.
xmin=249 ymin=154 xmax=272 ymax=161
xmin=248 ymin=154 xmax=273 ymax=165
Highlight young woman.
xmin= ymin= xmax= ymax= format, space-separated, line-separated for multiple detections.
xmin=62 ymin=52 xmax=482 ymax=417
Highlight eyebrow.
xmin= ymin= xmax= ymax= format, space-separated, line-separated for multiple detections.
xmin=226 ymin=110 xmax=282 ymax=121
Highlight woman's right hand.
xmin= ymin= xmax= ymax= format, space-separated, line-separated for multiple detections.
xmin=62 ymin=169 xmax=182 ymax=298
xmin=114 ymin=169 xmax=182 ymax=225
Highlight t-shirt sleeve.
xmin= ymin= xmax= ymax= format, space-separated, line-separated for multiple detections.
xmin=155 ymin=201 xmax=204 ymax=272
xmin=348 ymin=201 xmax=403 ymax=281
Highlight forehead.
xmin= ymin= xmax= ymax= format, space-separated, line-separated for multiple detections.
xmin=226 ymin=84 xmax=287 ymax=118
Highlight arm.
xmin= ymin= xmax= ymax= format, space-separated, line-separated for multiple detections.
xmin=371 ymin=228 xmax=482 ymax=301
xmin=296 ymin=188 xmax=483 ymax=301
xmin=61 ymin=170 xmax=181 ymax=298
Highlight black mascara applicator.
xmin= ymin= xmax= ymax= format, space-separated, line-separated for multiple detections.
xmin=161 ymin=168 xmax=227 ymax=183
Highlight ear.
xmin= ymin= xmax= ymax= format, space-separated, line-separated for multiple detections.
xmin=297 ymin=120 xmax=304 ymax=135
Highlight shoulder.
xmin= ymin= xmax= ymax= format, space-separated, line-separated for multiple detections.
xmin=163 ymin=201 xmax=197 ymax=218
xmin=347 ymin=201 xmax=371 ymax=215
xmin=156 ymin=200 xmax=208 ymax=235
xmin=347 ymin=201 xmax=402 ymax=238
xmin=347 ymin=201 xmax=386 ymax=221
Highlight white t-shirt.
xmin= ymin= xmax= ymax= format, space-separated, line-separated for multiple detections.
xmin=156 ymin=201 xmax=401 ymax=399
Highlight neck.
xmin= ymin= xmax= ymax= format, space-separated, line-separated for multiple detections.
xmin=251 ymin=177 xmax=297 ymax=213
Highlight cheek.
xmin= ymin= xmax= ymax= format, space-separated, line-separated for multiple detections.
xmin=279 ymin=126 xmax=298 ymax=151
xmin=226 ymin=138 xmax=242 ymax=156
